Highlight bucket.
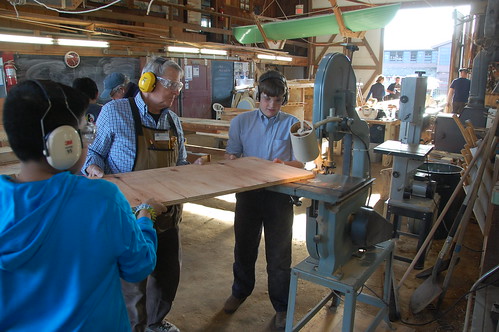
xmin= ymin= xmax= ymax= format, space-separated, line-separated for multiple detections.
xmin=416 ymin=162 xmax=465 ymax=239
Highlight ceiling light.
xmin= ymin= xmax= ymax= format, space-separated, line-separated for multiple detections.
xmin=168 ymin=46 xmax=200 ymax=53
xmin=56 ymin=38 xmax=109 ymax=48
xmin=276 ymin=56 xmax=292 ymax=62
xmin=0 ymin=33 xmax=53 ymax=45
xmin=257 ymin=54 xmax=276 ymax=60
xmin=200 ymin=48 xmax=227 ymax=55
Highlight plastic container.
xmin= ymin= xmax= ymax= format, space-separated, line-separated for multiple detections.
xmin=417 ymin=162 xmax=465 ymax=239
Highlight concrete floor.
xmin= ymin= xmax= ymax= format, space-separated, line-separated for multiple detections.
xmin=165 ymin=156 xmax=483 ymax=331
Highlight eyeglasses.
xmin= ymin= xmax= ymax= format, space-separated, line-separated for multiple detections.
xmin=157 ymin=76 xmax=183 ymax=92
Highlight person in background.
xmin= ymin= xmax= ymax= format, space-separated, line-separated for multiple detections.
xmin=101 ymin=72 xmax=140 ymax=101
xmin=72 ymin=77 xmax=102 ymax=124
xmin=0 ymin=79 xmax=164 ymax=331
xmin=386 ymin=76 xmax=401 ymax=100
xmin=447 ymin=68 xmax=471 ymax=114
xmin=366 ymin=75 xmax=385 ymax=102
xmin=223 ymin=70 xmax=303 ymax=330
xmin=84 ymin=57 xmax=203 ymax=332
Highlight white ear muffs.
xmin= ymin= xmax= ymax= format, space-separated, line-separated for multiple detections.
xmin=44 ymin=125 xmax=82 ymax=170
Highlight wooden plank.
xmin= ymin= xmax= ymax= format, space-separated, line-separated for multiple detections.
xmin=0 ymin=146 xmax=18 ymax=165
xmin=180 ymin=117 xmax=230 ymax=133
xmin=185 ymin=144 xmax=225 ymax=157
xmin=104 ymin=157 xmax=315 ymax=206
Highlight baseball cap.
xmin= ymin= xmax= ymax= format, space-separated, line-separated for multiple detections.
xmin=101 ymin=72 xmax=126 ymax=99
xmin=459 ymin=68 xmax=469 ymax=73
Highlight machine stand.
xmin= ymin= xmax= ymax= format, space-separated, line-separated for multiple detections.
xmin=285 ymin=240 xmax=395 ymax=332
xmin=385 ymin=196 xmax=440 ymax=270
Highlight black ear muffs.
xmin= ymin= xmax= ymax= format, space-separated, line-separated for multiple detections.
xmin=33 ymin=80 xmax=83 ymax=170
xmin=256 ymin=70 xmax=289 ymax=105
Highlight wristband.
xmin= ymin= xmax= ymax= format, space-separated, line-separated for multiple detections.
xmin=133 ymin=203 xmax=157 ymax=221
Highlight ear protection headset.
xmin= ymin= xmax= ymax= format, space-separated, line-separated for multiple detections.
xmin=33 ymin=80 xmax=83 ymax=170
xmin=256 ymin=70 xmax=289 ymax=105
xmin=138 ymin=57 xmax=168 ymax=93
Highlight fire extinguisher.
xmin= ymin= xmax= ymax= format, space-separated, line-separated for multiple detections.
xmin=218 ymin=6 xmax=224 ymax=22
xmin=4 ymin=60 xmax=17 ymax=87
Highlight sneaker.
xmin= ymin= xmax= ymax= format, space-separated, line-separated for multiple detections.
xmin=223 ymin=295 xmax=247 ymax=314
xmin=145 ymin=321 xmax=180 ymax=332
xmin=274 ymin=311 xmax=287 ymax=330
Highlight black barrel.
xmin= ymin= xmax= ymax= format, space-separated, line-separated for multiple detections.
xmin=417 ymin=162 xmax=465 ymax=239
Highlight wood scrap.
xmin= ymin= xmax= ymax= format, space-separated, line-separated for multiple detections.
xmin=453 ymin=114 xmax=475 ymax=147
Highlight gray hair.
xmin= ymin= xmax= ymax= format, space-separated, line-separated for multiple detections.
xmin=142 ymin=57 xmax=183 ymax=78
xmin=110 ymin=76 xmax=130 ymax=96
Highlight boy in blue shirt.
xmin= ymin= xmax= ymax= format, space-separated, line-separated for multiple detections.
xmin=223 ymin=71 xmax=303 ymax=330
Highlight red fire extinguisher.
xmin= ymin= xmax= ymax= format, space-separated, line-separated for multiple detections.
xmin=4 ymin=60 xmax=17 ymax=87
xmin=218 ymin=6 xmax=224 ymax=22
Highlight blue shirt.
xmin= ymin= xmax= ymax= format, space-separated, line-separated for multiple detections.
xmin=0 ymin=172 xmax=157 ymax=331
xmin=83 ymin=93 xmax=188 ymax=175
xmin=450 ymin=77 xmax=471 ymax=102
xmin=226 ymin=109 xmax=298 ymax=161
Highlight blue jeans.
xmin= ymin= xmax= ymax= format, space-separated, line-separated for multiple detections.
xmin=231 ymin=190 xmax=293 ymax=312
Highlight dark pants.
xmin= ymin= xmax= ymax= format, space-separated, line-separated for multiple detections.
xmin=122 ymin=226 xmax=181 ymax=332
xmin=452 ymin=101 xmax=467 ymax=114
xmin=231 ymin=190 xmax=294 ymax=312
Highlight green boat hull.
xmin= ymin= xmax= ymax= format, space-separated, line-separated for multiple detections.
xmin=233 ymin=4 xmax=400 ymax=44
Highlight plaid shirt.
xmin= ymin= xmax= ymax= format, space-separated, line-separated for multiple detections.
xmin=83 ymin=93 xmax=188 ymax=175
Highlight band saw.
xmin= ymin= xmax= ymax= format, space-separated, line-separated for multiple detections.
xmin=269 ymin=52 xmax=396 ymax=331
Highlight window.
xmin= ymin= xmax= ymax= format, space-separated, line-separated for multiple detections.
xmin=424 ymin=51 xmax=433 ymax=62
xmin=410 ymin=51 xmax=417 ymax=62
xmin=389 ymin=51 xmax=403 ymax=62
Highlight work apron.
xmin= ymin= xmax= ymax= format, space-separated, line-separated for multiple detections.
xmin=129 ymin=97 xmax=182 ymax=232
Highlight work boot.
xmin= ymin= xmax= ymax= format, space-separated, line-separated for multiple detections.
xmin=223 ymin=295 xmax=247 ymax=314
xmin=274 ymin=311 xmax=287 ymax=330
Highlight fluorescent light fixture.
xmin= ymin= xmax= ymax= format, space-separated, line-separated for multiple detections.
xmin=200 ymin=48 xmax=227 ymax=55
xmin=0 ymin=33 xmax=53 ymax=45
xmin=57 ymin=38 xmax=109 ymax=48
xmin=168 ymin=46 xmax=200 ymax=53
xmin=257 ymin=54 xmax=276 ymax=60
xmin=257 ymin=54 xmax=292 ymax=62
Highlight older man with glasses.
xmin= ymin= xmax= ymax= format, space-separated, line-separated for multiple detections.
xmin=101 ymin=72 xmax=140 ymax=101
xmin=83 ymin=57 xmax=202 ymax=332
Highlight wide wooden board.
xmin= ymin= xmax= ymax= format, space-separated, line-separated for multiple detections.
xmin=104 ymin=157 xmax=315 ymax=206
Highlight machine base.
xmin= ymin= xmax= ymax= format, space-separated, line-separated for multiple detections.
xmin=285 ymin=240 xmax=395 ymax=332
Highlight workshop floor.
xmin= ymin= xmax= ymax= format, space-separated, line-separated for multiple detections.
xmin=167 ymin=155 xmax=483 ymax=331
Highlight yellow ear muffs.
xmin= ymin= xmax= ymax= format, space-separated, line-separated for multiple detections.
xmin=138 ymin=72 xmax=157 ymax=93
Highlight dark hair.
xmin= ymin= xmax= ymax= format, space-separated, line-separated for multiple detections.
xmin=258 ymin=70 xmax=287 ymax=100
xmin=3 ymin=80 xmax=88 ymax=162
xmin=72 ymin=77 xmax=98 ymax=100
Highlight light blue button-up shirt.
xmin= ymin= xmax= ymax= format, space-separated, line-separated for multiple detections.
xmin=83 ymin=93 xmax=188 ymax=175
xmin=226 ymin=109 xmax=298 ymax=161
